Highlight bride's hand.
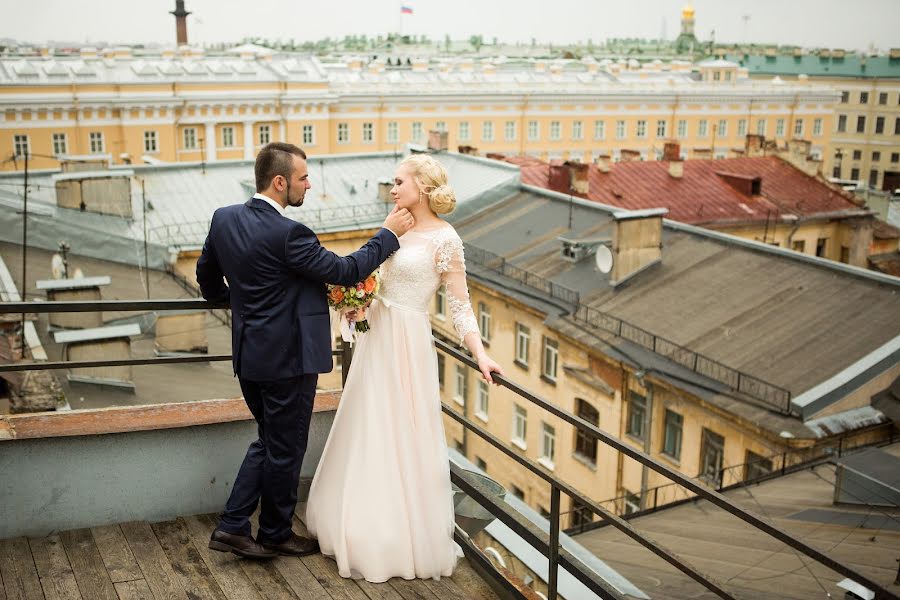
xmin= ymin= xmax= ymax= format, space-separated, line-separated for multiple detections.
xmin=476 ymin=354 xmax=504 ymax=385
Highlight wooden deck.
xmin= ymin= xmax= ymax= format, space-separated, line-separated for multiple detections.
xmin=0 ymin=513 xmax=502 ymax=600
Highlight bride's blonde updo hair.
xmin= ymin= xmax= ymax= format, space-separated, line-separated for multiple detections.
xmin=400 ymin=154 xmax=456 ymax=215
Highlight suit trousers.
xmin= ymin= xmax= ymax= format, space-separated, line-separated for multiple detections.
xmin=217 ymin=374 xmax=318 ymax=544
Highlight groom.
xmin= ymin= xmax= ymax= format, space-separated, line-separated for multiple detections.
xmin=197 ymin=142 xmax=414 ymax=558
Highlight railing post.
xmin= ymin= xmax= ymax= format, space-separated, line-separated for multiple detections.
xmin=653 ymin=486 xmax=658 ymax=510
xmin=341 ymin=340 xmax=353 ymax=386
xmin=548 ymin=484 xmax=561 ymax=600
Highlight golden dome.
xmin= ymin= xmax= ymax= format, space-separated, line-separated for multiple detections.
xmin=682 ymin=3 xmax=695 ymax=19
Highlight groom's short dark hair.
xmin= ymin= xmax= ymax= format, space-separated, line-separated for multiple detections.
xmin=255 ymin=142 xmax=307 ymax=192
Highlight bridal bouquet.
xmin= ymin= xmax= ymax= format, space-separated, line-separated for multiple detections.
xmin=327 ymin=272 xmax=380 ymax=342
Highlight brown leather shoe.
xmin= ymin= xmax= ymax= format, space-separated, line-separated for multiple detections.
xmin=260 ymin=532 xmax=320 ymax=557
xmin=208 ymin=529 xmax=277 ymax=559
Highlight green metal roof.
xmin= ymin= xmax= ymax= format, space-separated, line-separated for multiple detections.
xmin=724 ymin=53 xmax=900 ymax=79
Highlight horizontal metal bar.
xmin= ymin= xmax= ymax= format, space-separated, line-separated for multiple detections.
xmin=444 ymin=404 xmax=735 ymax=600
xmin=0 ymin=300 xmax=227 ymax=314
xmin=435 ymin=338 xmax=897 ymax=600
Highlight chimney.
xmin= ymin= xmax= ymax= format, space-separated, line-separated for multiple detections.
xmin=692 ymin=147 xmax=713 ymax=160
xmin=595 ymin=154 xmax=612 ymax=173
xmin=170 ymin=0 xmax=191 ymax=46
xmin=54 ymin=171 xmax=134 ymax=218
xmin=377 ymin=177 xmax=393 ymax=202
xmin=609 ymin=209 xmax=667 ymax=287
xmin=155 ymin=311 xmax=208 ymax=354
xmin=745 ymin=134 xmax=765 ymax=157
xmin=662 ymin=141 xmax=681 ymax=162
xmin=548 ymin=163 xmax=570 ymax=193
xmin=668 ymin=158 xmax=684 ymax=179
xmin=36 ymin=276 xmax=111 ymax=330
xmin=485 ymin=152 xmax=507 ymax=161
xmin=564 ymin=160 xmax=589 ymax=195
xmin=728 ymin=147 xmax=745 ymax=159
xmin=428 ymin=130 xmax=448 ymax=152
xmin=79 ymin=47 xmax=98 ymax=60
xmin=457 ymin=145 xmax=479 ymax=155
xmin=890 ymin=48 xmax=900 ymax=60
xmin=38 ymin=46 xmax=50 ymax=59
xmin=621 ymin=149 xmax=641 ymax=162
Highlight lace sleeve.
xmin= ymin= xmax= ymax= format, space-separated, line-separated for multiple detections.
xmin=435 ymin=232 xmax=479 ymax=343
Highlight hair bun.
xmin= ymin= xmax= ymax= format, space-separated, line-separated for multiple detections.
xmin=428 ymin=184 xmax=456 ymax=215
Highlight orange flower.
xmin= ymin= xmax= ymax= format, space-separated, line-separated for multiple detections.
xmin=328 ymin=287 xmax=345 ymax=304
xmin=364 ymin=276 xmax=377 ymax=293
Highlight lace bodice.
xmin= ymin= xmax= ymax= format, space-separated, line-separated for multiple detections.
xmin=378 ymin=226 xmax=479 ymax=341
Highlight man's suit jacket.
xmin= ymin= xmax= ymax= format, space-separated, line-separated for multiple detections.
xmin=196 ymin=197 xmax=399 ymax=381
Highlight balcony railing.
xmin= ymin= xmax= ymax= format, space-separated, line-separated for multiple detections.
xmin=1 ymin=298 xmax=895 ymax=600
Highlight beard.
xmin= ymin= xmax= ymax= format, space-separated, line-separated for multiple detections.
xmin=286 ymin=180 xmax=304 ymax=207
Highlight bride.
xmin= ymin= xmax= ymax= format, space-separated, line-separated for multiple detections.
xmin=305 ymin=154 xmax=504 ymax=582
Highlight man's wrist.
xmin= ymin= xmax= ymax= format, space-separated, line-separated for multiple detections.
xmin=383 ymin=227 xmax=400 ymax=241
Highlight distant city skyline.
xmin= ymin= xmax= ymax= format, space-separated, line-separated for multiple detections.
xmin=2 ymin=0 xmax=897 ymax=52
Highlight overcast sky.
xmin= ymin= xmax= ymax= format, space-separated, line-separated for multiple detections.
xmin=2 ymin=0 xmax=897 ymax=52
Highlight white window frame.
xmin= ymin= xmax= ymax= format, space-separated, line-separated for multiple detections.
xmin=776 ymin=118 xmax=785 ymax=137
xmin=143 ymin=130 xmax=158 ymax=153
xmin=677 ymin=119 xmax=687 ymax=138
xmin=636 ymin=120 xmax=647 ymax=138
xmin=412 ymin=121 xmax=423 ymax=142
xmin=515 ymin=323 xmax=530 ymax=367
xmin=504 ymin=120 xmax=516 ymax=142
xmin=222 ymin=126 xmax=235 ymax=148
xmin=387 ymin=121 xmax=399 ymax=144
xmin=183 ymin=127 xmax=197 ymax=150
xmin=435 ymin=286 xmax=446 ymax=319
xmin=337 ymin=122 xmax=349 ymax=144
xmin=572 ymin=120 xmax=583 ymax=140
xmin=813 ymin=118 xmax=823 ymax=137
xmin=550 ymin=121 xmax=561 ymax=141
xmin=542 ymin=337 xmax=559 ymax=381
xmin=528 ymin=120 xmax=539 ymax=141
xmin=454 ymin=364 xmax=468 ymax=407
xmin=435 ymin=121 xmax=447 ymax=133
xmin=362 ymin=122 xmax=374 ymax=143
xmin=478 ymin=302 xmax=491 ymax=343
xmin=717 ymin=119 xmax=727 ymax=137
xmin=89 ymin=131 xmax=105 ymax=153
xmin=258 ymin=124 xmax=271 ymax=145
xmin=756 ymin=119 xmax=766 ymax=136
xmin=737 ymin=119 xmax=747 ymax=137
xmin=793 ymin=118 xmax=804 ymax=137
xmin=616 ymin=120 xmax=626 ymax=139
xmin=459 ymin=121 xmax=471 ymax=142
xmin=512 ymin=404 xmax=527 ymax=450
xmin=475 ymin=380 xmax=489 ymax=422
xmin=593 ymin=120 xmax=605 ymax=140
xmin=698 ymin=120 xmax=708 ymax=138
xmin=539 ymin=422 xmax=556 ymax=470
xmin=656 ymin=120 xmax=667 ymax=138
xmin=13 ymin=134 xmax=29 ymax=157
xmin=481 ymin=121 xmax=494 ymax=142
xmin=301 ymin=124 xmax=314 ymax=145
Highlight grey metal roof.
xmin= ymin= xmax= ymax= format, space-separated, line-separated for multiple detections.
xmin=36 ymin=276 xmax=111 ymax=291
xmin=53 ymin=323 xmax=140 ymax=344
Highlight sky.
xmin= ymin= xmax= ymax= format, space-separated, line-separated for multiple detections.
xmin=1 ymin=0 xmax=897 ymax=52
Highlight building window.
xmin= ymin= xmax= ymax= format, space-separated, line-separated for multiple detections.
xmin=816 ymin=237 xmax=828 ymax=257
xmin=510 ymin=484 xmax=525 ymax=500
xmin=878 ymin=92 xmax=888 ymax=105
xmin=869 ymin=169 xmax=879 ymax=188
xmin=840 ymin=90 xmax=849 ymax=103
xmin=437 ymin=353 xmax=445 ymax=389
xmin=569 ymin=497 xmax=593 ymax=529
xmin=258 ymin=124 xmax=271 ymax=145
xmin=475 ymin=456 xmax=487 ymax=471
xmin=656 ymin=119 xmax=667 ymax=138
xmin=572 ymin=120 xmax=583 ymax=140
xmin=856 ymin=116 xmax=866 ymax=134
xmin=895 ymin=118 xmax=900 ymax=135
xmin=775 ymin=119 xmax=785 ymax=137
xmin=892 ymin=152 xmax=899 ymax=163
xmin=541 ymin=337 xmax=558 ymax=382
xmin=222 ymin=126 xmax=235 ymax=147
xmin=458 ymin=121 xmax=470 ymax=142
xmin=813 ymin=118 xmax=823 ymax=137
xmin=13 ymin=134 xmax=29 ymax=156
xmin=182 ymin=127 xmax=196 ymax=150
xmin=744 ymin=451 xmax=773 ymax=481
xmin=412 ymin=122 xmax=424 ymax=142
xmin=361 ymin=122 xmax=374 ymax=143
xmin=837 ymin=115 xmax=847 ymax=133
xmin=677 ymin=119 xmax=687 ymax=138
xmin=478 ymin=302 xmax=491 ymax=343
xmin=504 ymin=120 xmax=516 ymax=141
xmin=623 ymin=490 xmax=641 ymax=515
xmin=481 ymin=121 xmax=494 ymax=142
xmin=737 ymin=119 xmax=747 ymax=137
xmin=873 ymin=151 xmax=881 ymax=162
xmin=850 ymin=167 xmax=860 ymax=180
xmin=594 ymin=120 xmax=606 ymax=140
xmin=792 ymin=240 xmax=806 ymax=253
xmin=755 ymin=119 xmax=766 ymax=136
xmin=88 ymin=131 xmax=104 ymax=153
xmin=615 ymin=120 xmax=626 ymax=139
xmin=51 ymin=132 xmax=67 ymax=155
xmin=853 ymin=149 xmax=862 ymax=160
xmin=717 ymin=119 xmax=727 ymax=137
xmin=713 ymin=71 xmax=721 ymax=81
xmin=698 ymin=119 xmax=708 ymax=137
xmin=143 ymin=130 xmax=158 ymax=153
xmin=792 ymin=118 xmax=803 ymax=137
xmin=574 ymin=399 xmax=599 ymax=465
xmin=840 ymin=246 xmax=850 ymax=264
xmin=302 ymin=124 xmax=314 ymax=145
xmin=435 ymin=286 xmax=446 ymax=319
xmin=550 ymin=121 xmax=561 ymax=140
xmin=662 ymin=409 xmax=683 ymax=460
xmin=434 ymin=121 xmax=447 ymax=133
xmin=515 ymin=323 xmax=530 ymax=367
xmin=336 ymin=122 xmax=349 ymax=144
xmin=454 ymin=364 xmax=468 ymax=406
xmin=699 ymin=428 xmax=725 ymax=487
xmin=540 ymin=422 xmax=556 ymax=468
xmin=527 ymin=120 xmax=539 ymax=141
xmin=636 ymin=120 xmax=647 ymax=138
xmin=476 ymin=380 xmax=489 ymax=421
xmin=387 ymin=121 xmax=399 ymax=144
xmin=512 ymin=404 xmax=527 ymax=448
xmin=875 ymin=116 xmax=885 ymax=134
xmin=859 ymin=91 xmax=869 ymax=104
xmin=626 ymin=391 xmax=647 ymax=440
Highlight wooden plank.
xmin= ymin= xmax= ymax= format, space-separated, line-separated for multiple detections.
xmin=355 ymin=578 xmax=405 ymax=600
xmin=238 ymin=561 xmax=297 ymax=600
xmin=182 ymin=515 xmax=263 ymax=600
xmin=272 ymin=557 xmax=331 ymax=600
xmin=422 ymin=577 xmax=468 ymax=600
xmin=112 ymin=580 xmax=154 ymax=600
xmin=300 ymin=553 xmax=370 ymax=600
xmin=151 ymin=520 xmax=227 ymax=600
xmin=0 ymin=537 xmax=43 ymax=600
xmin=387 ymin=578 xmax=440 ymax=600
xmin=90 ymin=526 xmax=142 ymax=584
xmin=0 ymin=554 xmax=6 ymax=600
xmin=118 ymin=522 xmax=187 ymax=600
xmin=28 ymin=535 xmax=82 ymax=600
xmin=445 ymin=559 xmax=499 ymax=600
xmin=58 ymin=529 xmax=117 ymax=600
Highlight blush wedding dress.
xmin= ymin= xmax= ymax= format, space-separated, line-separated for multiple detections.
xmin=305 ymin=224 xmax=479 ymax=583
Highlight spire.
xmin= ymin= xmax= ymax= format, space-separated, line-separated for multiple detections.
xmin=170 ymin=1 xmax=191 ymax=46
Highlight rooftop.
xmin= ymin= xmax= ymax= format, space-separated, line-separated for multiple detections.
xmin=724 ymin=53 xmax=900 ymax=79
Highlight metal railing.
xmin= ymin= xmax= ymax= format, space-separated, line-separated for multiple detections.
xmin=463 ymin=242 xmax=793 ymax=413
xmin=1 ymin=298 xmax=897 ymax=600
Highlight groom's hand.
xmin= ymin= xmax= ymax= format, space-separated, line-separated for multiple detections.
xmin=384 ymin=206 xmax=415 ymax=237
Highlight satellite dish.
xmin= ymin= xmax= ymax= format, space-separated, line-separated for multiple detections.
xmin=595 ymin=244 xmax=613 ymax=274
xmin=51 ymin=254 xmax=65 ymax=279
xmin=72 ymin=268 xmax=85 ymax=279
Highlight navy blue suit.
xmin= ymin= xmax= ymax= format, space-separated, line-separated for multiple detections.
xmin=196 ymin=197 xmax=399 ymax=543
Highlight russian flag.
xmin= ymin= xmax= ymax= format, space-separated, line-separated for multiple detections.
xmin=400 ymin=5 xmax=413 ymax=14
